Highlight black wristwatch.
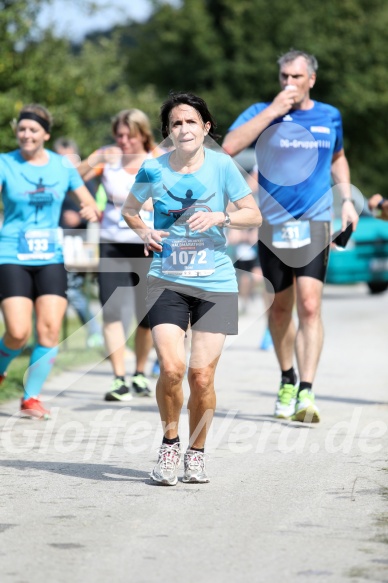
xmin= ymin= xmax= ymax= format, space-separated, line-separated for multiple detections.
xmin=223 ymin=212 xmax=231 ymax=227
xmin=377 ymin=198 xmax=386 ymax=210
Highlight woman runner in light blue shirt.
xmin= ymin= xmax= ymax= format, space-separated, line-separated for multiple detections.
xmin=122 ymin=92 xmax=262 ymax=485
xmin=0 ymin=104 xmax=100 ymax=418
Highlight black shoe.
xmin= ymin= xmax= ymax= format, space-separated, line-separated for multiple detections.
xmin=132 ymin=373 xmax=152 ymax=397
xmin=104 ymin=379 xmax=132 ymax=401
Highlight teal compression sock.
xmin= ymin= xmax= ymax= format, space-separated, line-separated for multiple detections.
xmin=23 ymin=344 xmax=58 ymax=400
xmin=0 ymin=338 xmax=23 ymax=375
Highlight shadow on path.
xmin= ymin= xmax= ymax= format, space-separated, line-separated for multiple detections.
xmin=0 ymin=459 xmax=149 ymax=482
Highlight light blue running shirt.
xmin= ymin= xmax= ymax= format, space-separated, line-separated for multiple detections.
xmin=229 ymin=101 xmax=343 ymax=224
xmin=131 ymin=148 xmax=251 ymax=292
xmin=0 ymin=149 xmax=83 ymax=265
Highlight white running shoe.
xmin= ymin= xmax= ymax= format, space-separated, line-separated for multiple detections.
xmin=150 ymin=442 xmax=181 ymax=486
xmin=182 ymin=449 xmax=210 ymax=483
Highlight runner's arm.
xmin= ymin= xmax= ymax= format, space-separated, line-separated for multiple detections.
xmin=77 ymin=145 xmax=119 ymax=182
xmin=222 ymin=90 xmax=297 ymax=156
xmin=331 ymin=149 xmax=359 ymax=231
xmin=186 ymin=194 xmax=262 ymax=233
xmin=227 ymin=194 xmax=262 ymax=229
xmin=368 ymin=194 xmax=388 ymax=220
xmin=122 ymin=192 xmax=169 ymax=256
xmin=73 ymin=185 xmax=101 ymax=222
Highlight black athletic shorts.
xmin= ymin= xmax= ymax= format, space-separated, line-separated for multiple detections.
xmin=235 ymin=258 xmax=259 ymax=273
xmin=98 ymin=242 xmax=152 ymax=327
xmin=258 ymin=220 xmax=331 ymax=293
xmin=0 ymin=263 xmax=67 ymax=301
xmin=146 ymin=277 xmax=238 ymax=335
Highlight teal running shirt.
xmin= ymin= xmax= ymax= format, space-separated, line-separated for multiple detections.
xmin=132 ymin=148 xmax=251 ymax=292
xmin=0 ymin=149 xmax=83 ymax=265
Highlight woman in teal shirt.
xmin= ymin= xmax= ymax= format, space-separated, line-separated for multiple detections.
xmin=122 ymin=92 xmax=262 ymax=486
xmin=0 ymin=104 xmax=100 ymax=418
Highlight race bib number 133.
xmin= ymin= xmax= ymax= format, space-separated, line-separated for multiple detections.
xmin=17 ymin=230 xmax=56 ymax=261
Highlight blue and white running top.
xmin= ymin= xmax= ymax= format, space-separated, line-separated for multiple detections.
xmin=131 ymin=148 xmax=251 ymax=292
xmin=0 ymin=149 xmax=83 ymax=265
xmin=229 ymin=101 xmax=343 ymax=224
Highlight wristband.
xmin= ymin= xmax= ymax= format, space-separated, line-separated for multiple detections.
xmin=377 ymin=198 xmax=386 ymax=210
xmin=341 ymin=198 xmax=354 ymax=205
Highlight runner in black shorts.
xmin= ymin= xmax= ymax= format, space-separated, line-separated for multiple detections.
xmin=224 ymin=50 xmax=359 ymax=423
xmin=78 ymin=109 xmax=161 ymax=400
xmin=122 ymin=92 xmax=262 ymax=485
xmin=0 ymin=104 xmax=100 ymax=419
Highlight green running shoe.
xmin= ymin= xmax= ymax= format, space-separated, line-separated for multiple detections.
xmin=132 ymin=373 xmax=152 ymax=397
xmin=293 ymin=389 xmax=320 ymax=423
xmin=274 ymin=383 xmax=297 ymax=419
xmin=104 ymin=378 xmax=132 ymax=402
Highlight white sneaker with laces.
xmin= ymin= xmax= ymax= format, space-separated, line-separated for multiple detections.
xmin=150 ymin=442 xmax=181 ymax=486
xmin=182 ymin=449 xmax=210 ymax=483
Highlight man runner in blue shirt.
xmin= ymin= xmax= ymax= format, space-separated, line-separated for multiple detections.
xmin=223 ymin=50 xmax=359 ymax=422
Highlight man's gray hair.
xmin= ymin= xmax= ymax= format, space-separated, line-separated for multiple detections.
xmin=277 ymin=50 xmax=318 ymax=76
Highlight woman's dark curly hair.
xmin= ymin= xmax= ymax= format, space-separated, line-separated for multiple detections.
xmin=160 ymin=91 xmax=219 ymax=141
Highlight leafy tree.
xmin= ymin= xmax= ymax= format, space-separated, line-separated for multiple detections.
xmin=0 ymin=0 xmax=160 ymax=157
xmin=0 ymin=0 xmax=48 ymax=139
xmin=1 ymin=0 xmax=388 ymax=193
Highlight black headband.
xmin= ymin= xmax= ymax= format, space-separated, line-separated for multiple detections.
xmin=17 ymin=112 xmax=51 ymax=133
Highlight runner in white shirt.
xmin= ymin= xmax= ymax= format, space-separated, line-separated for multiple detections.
xmin=79 ymin=109 xmax=161 ymax=400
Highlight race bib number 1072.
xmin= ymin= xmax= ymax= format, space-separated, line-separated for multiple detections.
xmin=161 ymin=237 xmax=215 ymax=276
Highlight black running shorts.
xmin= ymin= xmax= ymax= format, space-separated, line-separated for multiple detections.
xmin=146 ymin=277 xmax=238 ymax=335
xmin=0 ymin=263 xmax=67 ymax=301
xmin=258 ymin=220 xmax=331 ymax=293
xmin=98 ymin=242 xmax=152 ymax=328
